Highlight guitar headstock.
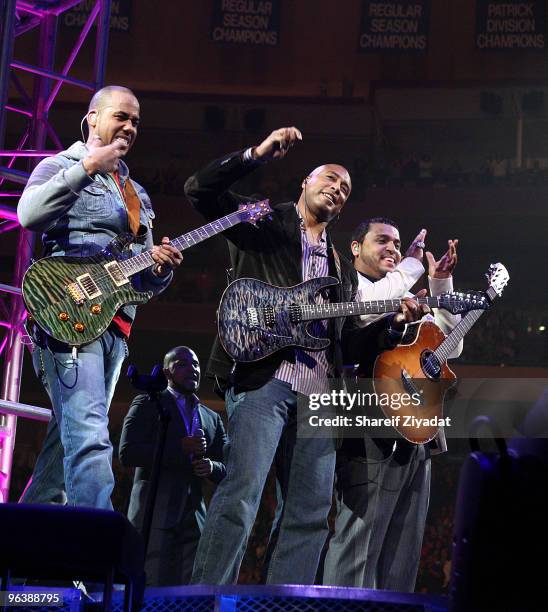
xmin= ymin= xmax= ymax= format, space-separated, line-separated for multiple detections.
xmin=238 ymin=199 xmax=273 ymax=226
xmin=485 ymin=262 xmax=510 ymax=298
xmin=438 ymin=291 xmax=491 ymax=314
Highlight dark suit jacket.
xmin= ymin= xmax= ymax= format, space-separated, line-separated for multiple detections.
xmin=184 ymin=151 xmax=397 ymax=391
xmin=119 ymin=389 xmax=226 ymax=531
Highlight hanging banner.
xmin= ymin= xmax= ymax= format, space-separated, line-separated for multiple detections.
xmin=358 ymin=0 xmax=430 ymax=52
xmin=476 ymin=0 xmax=545 ymax=50
xmin=210 ymin=0 xmax=280 ymax=46
xmin=63 ymin=0 xmax=131 ymax=33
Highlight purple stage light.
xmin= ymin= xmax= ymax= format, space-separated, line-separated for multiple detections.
xmin=0 ymin=150 xmax=57 ymax=157
xmin=0 ymin=283 xmax=22 ymax=295
xmin=5 ymin=104 xmax=33 ymax=117
xmin=0 ymin=205 xmax=18 ymax=221
xmin=14 ymin=2 xmax=44 ymax=17
xmin=0 ymin=221 xmax=19 ymax=233
xmin=45 ymin=1 xmax=100 ymax=111
xmin=11 ymin=59 xmax=95 ymax=90
xmin=0 ymin=0 xmax=112 ymax=504
xmin=0 ymin=129 xmax=29 ymax=188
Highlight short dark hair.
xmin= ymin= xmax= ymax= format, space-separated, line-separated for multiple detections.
xmin=351 ymin=217 xmax=399 ymax=244
xmin=163 ymin=345 xmax=195 ymax=369
xmin=350 ymin=217 xmax=399 ymax=257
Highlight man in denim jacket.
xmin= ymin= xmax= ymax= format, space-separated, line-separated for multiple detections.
xmin=18 ymin=86 xmax=182 ymax=509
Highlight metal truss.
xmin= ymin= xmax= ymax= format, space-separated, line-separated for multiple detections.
xmin=0 ymin=0 xmax=112 ymax=503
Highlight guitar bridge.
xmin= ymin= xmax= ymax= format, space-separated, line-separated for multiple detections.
xmin=66 ymin=282 xmax=85 ymax=305
xmin=401 ymin=368 xmax=424 ymax=405
xmin=75 ymin=273 xmax=102 ymax=300
xmin=247 ymin=308 xmax=259 ymax=327
xmin=247 ymin=305 xmax=275 ymax=328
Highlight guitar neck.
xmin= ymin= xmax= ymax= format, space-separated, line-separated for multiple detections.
xmin=433 ymin=285 xmax=498 ymax=362
xmin=116 ymin=210 xmax=246 ymax=277
xmin=299 ymin=296 xmax=449 ymax=321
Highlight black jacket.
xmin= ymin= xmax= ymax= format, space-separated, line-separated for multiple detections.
xmin=119 ymin=389 xmax=226 ymax=530
xmin=184 ymin=151 xmax=397 ymax=391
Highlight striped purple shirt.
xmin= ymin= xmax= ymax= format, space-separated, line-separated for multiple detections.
xmin=275 ymin=207 xmax=332 ymax=396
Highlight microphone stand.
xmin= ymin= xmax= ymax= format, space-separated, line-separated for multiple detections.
xmin=127 ymin=365 xmax=169 ymax=557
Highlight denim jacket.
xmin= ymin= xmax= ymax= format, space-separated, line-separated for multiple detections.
xmin=18 ymin=141 xmax=171 ymax=322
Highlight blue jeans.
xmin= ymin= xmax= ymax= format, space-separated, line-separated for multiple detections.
xmin=191 ymin=378 xmax=336 ymax=585
xmin=21 ymin=329 xmax=127 ymax=509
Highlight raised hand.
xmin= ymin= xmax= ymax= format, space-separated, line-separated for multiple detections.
xmin=404 ymin=228 xmax=427 ymax=261
xmin=426 ymin=239 xmax=459 ymax=279
xmin=252 ymin=127 xmax=303 ymax=162
xmin=83 ymin=135 xmax=128 ymax=175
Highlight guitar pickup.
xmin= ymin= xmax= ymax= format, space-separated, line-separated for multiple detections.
xmin=262 ymin=305 xmax=275 ymax=327
xmin=104 ymin=261 xmax=129 ymax=287
xmin=75 ymin=273 xmax=102 ymax=300
xmin=289 ymin=304 xmax=302 ymax=323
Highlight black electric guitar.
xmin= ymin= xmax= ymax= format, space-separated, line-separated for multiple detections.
xmin=217 ymin=276 xmax=490 ymax=363
xmin=373 ymin=263 xmax=510 ymax=444
xmin=23 ymin=200 xmax=272 ymax=346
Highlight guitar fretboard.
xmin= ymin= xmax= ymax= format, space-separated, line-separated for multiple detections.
xmin=117 ymin=210 xmax=248 ymax=277
xmin=433 ymin=285 xmax=497 ymax=362
xmin=299 ymin=296 xmax=449 ymax=321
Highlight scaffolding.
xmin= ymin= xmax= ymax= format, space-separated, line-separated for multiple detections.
xmin=0 ymin=0 xmax=112 ymax=503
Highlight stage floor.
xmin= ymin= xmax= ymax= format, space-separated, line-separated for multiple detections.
xmin=3 ymin=584 xmax=448 ymax=611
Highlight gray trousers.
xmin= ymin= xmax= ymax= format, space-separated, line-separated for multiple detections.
xmin=145 ymin=502 xmax=201 ymax=587
xmin=323 ymin=437 xmax=431 ymax=592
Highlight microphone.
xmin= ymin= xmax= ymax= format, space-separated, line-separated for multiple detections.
xmin=194 ymin=428 xmax=206 ymax=457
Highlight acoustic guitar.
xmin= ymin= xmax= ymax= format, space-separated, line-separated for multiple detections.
xmin=372 ymin=263 xmax=509 ymax=444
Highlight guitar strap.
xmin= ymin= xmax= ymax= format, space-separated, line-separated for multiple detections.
xmin=331 ymin=244 xmax=342 ymax=281
xmin=328 ymin=238 xmax=342 ymax=285
xmin=116 ymin=174 xmax=141 ymax=236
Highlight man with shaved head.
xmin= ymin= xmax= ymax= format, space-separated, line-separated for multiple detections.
xmin=18 ymin=85 xmax=182 ymax=509
xmin=184 ymin=128 xmax=426 ymax=585
xmin=119 ymin=346 xmax=226 ymax=585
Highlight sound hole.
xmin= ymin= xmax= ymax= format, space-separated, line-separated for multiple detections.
xmin=421 ymin=349 xmax=441 ymax=380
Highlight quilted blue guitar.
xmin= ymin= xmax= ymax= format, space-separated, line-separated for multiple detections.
xmin=23 ymin=200 xmax=272 ymax=346
xmin=218 ymin=277 xmax=490 ymax=363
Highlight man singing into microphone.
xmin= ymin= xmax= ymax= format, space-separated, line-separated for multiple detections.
xmin=119 ymin=346 xmax=227 ymax=586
